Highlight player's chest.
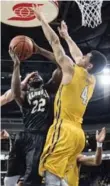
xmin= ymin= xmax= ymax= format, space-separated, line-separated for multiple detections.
xmin=26 ymin=89 xmax=50 ymax=113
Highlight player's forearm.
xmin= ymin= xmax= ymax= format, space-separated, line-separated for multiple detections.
xmin=40 ymin=16 xmax=65 ymax=67
xmin=94 ymin=146 xmax=102 ymax=165
xmin=84 ymin=147 xmax=102 ymax=166
xmin=0 ymin=89 xmax=14 ymax=106
xmin=83 ymin=148 xmax=102 ymax=166
xmin=64 ymin=35 xmax=83 ymax=60
xmin=38 ymin=47 xmax=56 ymax=63
xmin=40 ymin=15 xmax=59 ymax=47
xmin=11 ymin=64 xmax=21 ymax=99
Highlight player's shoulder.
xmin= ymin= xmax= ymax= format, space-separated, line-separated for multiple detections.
xmin=74 ymin=65 xmax=84 ymax=72
xmin=74 ymin=65 xmax=86 ymax=77
xmin=91 ymin=74 xmax=96 ymax=85
xmin=87 ymin=74 xmax=96 ymax=86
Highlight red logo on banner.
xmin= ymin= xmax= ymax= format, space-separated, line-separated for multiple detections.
xmin=8 ymin=3 xmax=43 ymax=21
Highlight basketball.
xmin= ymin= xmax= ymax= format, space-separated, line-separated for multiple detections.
xmin=9 ymin=35 xmax=33 ymax=61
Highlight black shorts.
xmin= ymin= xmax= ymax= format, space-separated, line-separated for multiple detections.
xmin=6 ymin=131 xmax=46 ymax=186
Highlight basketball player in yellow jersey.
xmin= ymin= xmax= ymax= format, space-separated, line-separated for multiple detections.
xmin=33 ymin=6 xmax=107 ymax=186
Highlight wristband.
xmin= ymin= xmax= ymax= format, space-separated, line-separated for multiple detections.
xmin=97 ymin=142 xmax=103 ymax=148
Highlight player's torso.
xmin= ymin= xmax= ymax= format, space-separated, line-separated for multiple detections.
xmin=54 ymin=65 xmax=95 ymax=124
xmin=21 ymin=87 xmax=52 ymax=132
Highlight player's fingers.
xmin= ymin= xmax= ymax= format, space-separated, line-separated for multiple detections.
xmin=9 ymin=49 xmax=13 ymax=58
xmin=62 ymin=20 xmax=65 ymax=25
xmin=57 ymin=27 xmax=61 ymax=34
xmin=31 ymin=72 xmax=38 ymax=76
xmin=100 ymin=127 xmax=105 ymax=134
xmin=61 ymin=20 xmax=64 ymax=26
xmin=61 ymin=21 xmax=65 ymax=29
xmin=30 ymin=37 xmax=35 ymax=43
xmin=36 ymin=4 xmax=40 ymax=11
xmin=8 ymin=49 xmax=11 ymax=55
xmin=102 ymin=127 xmax=105 ymax=131
xmin=62 ymin=20 xmax=66 ymax=28
xmin=9 ymin=47 xmax=13 ymax=54
xmin=96 ymin=130 xmax=99 ymax=136
xmin=102 ymin=127 xmax=106 ymax=135
xmin=32 ymin=4 xmax=37 ymax=14
xmin=28 ymin=72 xmax=36 ymax=77
xmin=61 ymin=21 xmax=64 ymax=29
xmin=30 ymin=72 xmax=38 ymax=78
xmin=32 ymin=3 xmax=36 ymax=9
xmin=104 ymin=127 xmax=106 ymax=134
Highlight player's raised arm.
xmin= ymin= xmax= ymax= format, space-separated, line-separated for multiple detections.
xmin=77 ymin=128 xmax=106 ymax=166
xmin=58 ymin=21 xmax=83 ymax=61
xmin=32 ymin=5 xmax=73 ymax=75
xmin=32 ymin=41 xmax=56 ymax=63
xmin=9 ymin=48 xmax=25 ymax=106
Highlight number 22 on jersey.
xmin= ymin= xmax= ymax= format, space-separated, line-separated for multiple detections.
xmin=81 ymin=86 xmax=88 ymax=105
xmin=31 ymin=98 xmax=46 ymax=114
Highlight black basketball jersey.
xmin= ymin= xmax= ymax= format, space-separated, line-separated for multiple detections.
xmin=21 ymin=86 xmax=53 ymax=133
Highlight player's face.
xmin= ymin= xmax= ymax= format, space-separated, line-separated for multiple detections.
xmin=76 ymin=53 xmax=93 ymax=71
xmin=28 ymin=72 xmax=43 ymax=88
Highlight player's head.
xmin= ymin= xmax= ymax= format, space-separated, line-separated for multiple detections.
xmin=27 ymin=72 xmax=44 ymax=89
xmin=76 ymin=50 xmax=107 ymax=74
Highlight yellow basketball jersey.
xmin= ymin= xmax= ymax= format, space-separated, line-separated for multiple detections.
xmin=65 ymin=158 xmax=80 ymax=186
xmin=54 ymin=65 xmax=96 ymax=125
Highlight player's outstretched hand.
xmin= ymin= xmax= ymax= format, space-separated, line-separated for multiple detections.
xmin=32 ymin=4 xmax=44 ymax=21
xmin=96 ymin=127 xmax=106 ymax=143
xmin=0 ymin=130 xmax=9 ymax=140
xmin=58 ymin=20 xmax=69 ymax=39
xmin=9 ymin=48 xmax=20 ymax=65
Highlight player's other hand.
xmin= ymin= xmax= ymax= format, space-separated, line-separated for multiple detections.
xmin=9 ymin=48 xmax=20 ymax=65
xmin=58 ymin=21 xmax=69 ymax=38
xmin=30 ymin=38 xmax=40 ymax=54
xmin=21 ymin=72 xmax=38 ymax=87
xmin=96 ymin=127 xmax=106 ymax=143
xmin=24 ymin=72 xmax=37 ymax=82
xmin=0 ymin=130 xmax=9 ymax=140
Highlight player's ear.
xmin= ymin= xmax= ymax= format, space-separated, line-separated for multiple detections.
xmin=88 ymin=63 xmax=93 ymax=70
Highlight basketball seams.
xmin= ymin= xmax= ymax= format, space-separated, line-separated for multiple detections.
xmin=20 ymin=36 xmax=25 ymax=60
xmin=12 ymin=41 xmax=24 ymax=57
xmin=10 ymin=36 xmax=33 ymax=61
xmin=23 ymin=38 xmax=32 ymax=60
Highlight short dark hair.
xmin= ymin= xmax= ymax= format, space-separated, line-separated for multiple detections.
xmin=89 ymin=50 xmax=107 ymax=74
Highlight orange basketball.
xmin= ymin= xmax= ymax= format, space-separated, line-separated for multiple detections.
xmin=9 ymin=35 xmax=33 ymax=61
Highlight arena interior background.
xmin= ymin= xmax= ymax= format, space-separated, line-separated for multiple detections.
xmin=1 ymin=1 xmax=110 ymax=185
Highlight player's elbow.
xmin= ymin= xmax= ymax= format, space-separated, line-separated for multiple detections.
xmin=12 ymin=89 xmax=21 ymax=100
xmin=94 ymin=159 xmax=102 ymax=166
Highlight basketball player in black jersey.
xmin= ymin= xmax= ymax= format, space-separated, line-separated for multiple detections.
xmin=4 ymin=46 xmax=62 ymax=186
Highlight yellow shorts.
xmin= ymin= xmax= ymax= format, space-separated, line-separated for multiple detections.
xmin=39 ymin=119 xmax=85 ymax=178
